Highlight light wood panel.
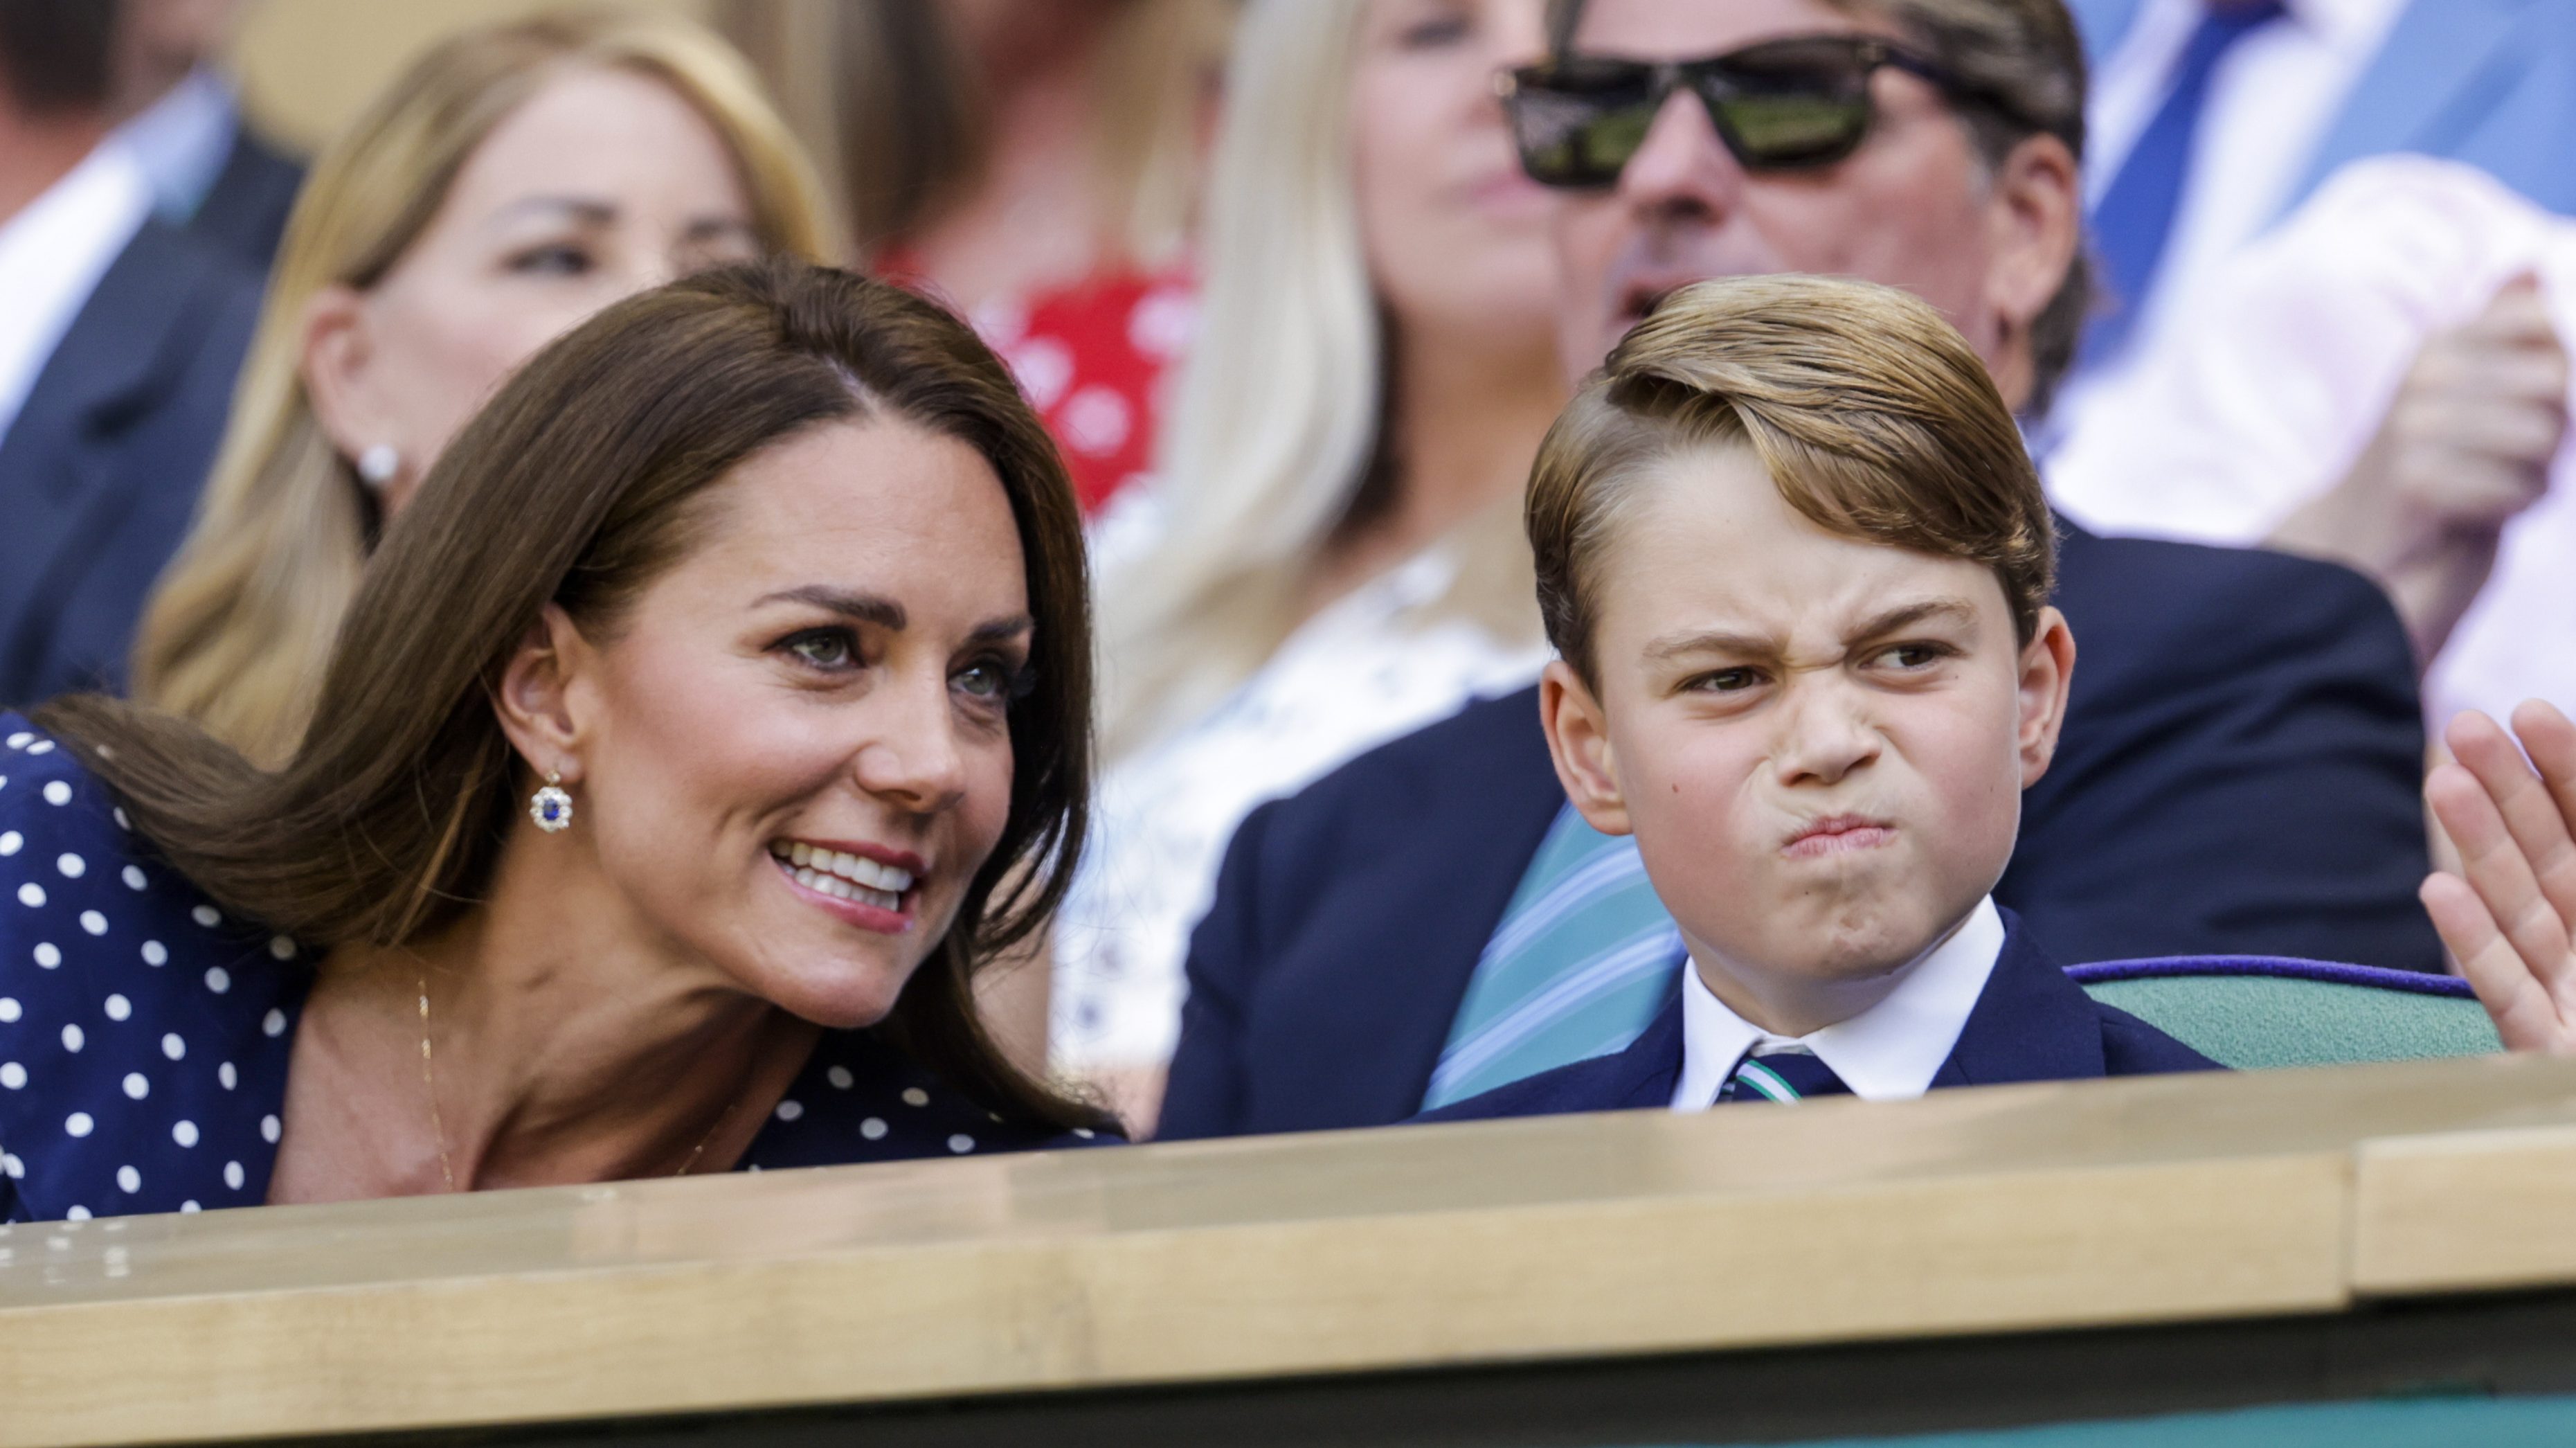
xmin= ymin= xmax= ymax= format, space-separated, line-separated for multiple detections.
xmin=2352 ymin=1121 xmax=2576 ymax=1294
xmin=8 ymin=1054 xmax=2576 ymax=1446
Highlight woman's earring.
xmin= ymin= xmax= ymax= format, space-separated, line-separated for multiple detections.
xmin=357 ymin=444 xmax=400 ymax=489
xmin=530 ymin=771 xmax=575 ymax=833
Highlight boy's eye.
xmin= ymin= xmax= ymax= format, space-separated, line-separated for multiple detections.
xmin=1876 ymin=643 xmax=1950 ymax=670
xmin=782 ymin=629 xmax=858 ymax=670
xmin=1691 ymin=667 xmax=1763 ymax=693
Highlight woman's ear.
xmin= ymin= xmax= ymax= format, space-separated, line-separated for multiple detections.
xmin=1540 ymin=658 xmax=1633 ymax=837
xmin=493 ymin=603 xmax=593 ymax=785
xmin=2016 ymin=605 xmax=2078 ymax=788
xmin=300 ymin=283 xmax=399 ymax=478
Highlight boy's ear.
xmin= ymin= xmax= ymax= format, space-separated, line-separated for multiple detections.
xmin=492 ymin=603 xmax=595 ymax=787
xmin=1539 ymin=658 xmax=1633 ymax=837
xmin=2016 ymin=605 xmax=2077 ymax=788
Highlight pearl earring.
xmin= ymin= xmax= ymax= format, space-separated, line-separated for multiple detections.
xmin=530 ymin=771 xmax=574 ymax=833
xmin=357 ymin=444 xmax=400 ymax=488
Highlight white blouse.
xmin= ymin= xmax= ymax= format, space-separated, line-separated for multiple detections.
xmin=1050 ymin=545 xmax=1549 ymax=1072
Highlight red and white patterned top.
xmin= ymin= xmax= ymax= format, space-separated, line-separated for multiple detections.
xmin=880 ymin=258 xmax=1198 ymax=517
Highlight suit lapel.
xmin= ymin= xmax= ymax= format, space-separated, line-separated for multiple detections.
xmin=2286 ymin=0 xmax=2535 ymax=213
xmin=1602 ymin=996 xmax=1687 ymax=1109
xmin=1350 ymin=688 xmax=1571 ymax=1118
xmin=1928 ymin=913 xmax=2109 ymax=1089
xmin=0 ymin=223 xmax=230 ymax=689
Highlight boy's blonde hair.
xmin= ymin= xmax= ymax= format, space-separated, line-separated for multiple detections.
xmin=1526 ymin=275 xmax=2056 ymax=686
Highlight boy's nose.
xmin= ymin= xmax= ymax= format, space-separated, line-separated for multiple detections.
xmin=1771 ymin=687 xmax=1882 ymax=788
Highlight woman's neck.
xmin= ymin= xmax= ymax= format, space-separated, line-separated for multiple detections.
xmin=273 ymin=836 xmax=818 ymax=1202
xmin=1305 ymin=318 xmax=1565 ymax=616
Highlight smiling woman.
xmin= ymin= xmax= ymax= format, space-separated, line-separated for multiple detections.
xmin=0 ymin=258 xmax=1108 ymax=1223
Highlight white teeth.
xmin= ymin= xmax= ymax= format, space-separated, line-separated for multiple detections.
xmin=776 ymin=843 xmax=915 ymax=904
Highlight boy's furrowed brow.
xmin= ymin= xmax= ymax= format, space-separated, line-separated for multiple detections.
xmin=1847 ymin=597 xmax=1983 ymax=643
xmin=1643 ymin=627 xmax=1778 ymax=663
xmin=753 ymin=585 xmax=906 ymax=629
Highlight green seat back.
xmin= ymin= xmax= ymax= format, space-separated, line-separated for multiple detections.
xmin=2071 ymin=960 xmax=2498 ymax=1071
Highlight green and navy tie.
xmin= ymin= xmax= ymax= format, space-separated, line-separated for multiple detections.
xmin=1721 ymin=1048 xmax=1851 ymax=1104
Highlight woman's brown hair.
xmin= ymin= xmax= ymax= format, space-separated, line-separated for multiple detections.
xmin=39 ymin=259 xmax=1103 ymax=1132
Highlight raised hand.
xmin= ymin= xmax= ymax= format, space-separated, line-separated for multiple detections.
xmin=2422 ymin=701 xmax=2576 ymax=1052
xmin=2271 ymin=274 xmax=2569 ymax=663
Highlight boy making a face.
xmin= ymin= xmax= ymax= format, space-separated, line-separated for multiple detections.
xmin=1427 ymin=274 xmax=2214 ymax=1118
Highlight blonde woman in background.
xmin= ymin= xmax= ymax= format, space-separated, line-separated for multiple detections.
xmin=1052 ymin=0 xmax=1565 ymax=1129
xmin=131 ymin=10 xmax=840 ymax=767
xmin=719 ymin=0 xmax=1230 ymax=517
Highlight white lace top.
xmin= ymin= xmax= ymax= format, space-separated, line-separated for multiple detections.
xmin=1050 ymin=544 xmax=1549 ymax=1072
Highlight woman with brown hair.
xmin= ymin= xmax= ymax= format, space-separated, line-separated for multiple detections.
xmin=0 ymin=259 xmax=1107 ymax=1224
xmin=131 ymin=9 xmax=843 ymax=769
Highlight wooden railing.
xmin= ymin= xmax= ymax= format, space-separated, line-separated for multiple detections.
xmin=8 ymin=1053 xmax=2576 ymax=1445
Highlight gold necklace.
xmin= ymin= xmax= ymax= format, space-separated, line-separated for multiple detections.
xmin=415 ymin=972 xmax=737 ymax=1191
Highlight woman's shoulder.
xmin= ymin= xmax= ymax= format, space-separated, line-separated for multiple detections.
xmin=3 ymin=713 xmax=315 ymax=1217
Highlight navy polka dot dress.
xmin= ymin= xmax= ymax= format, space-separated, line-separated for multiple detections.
xmin=0 ymin=715 xmax=1101 ymax=1226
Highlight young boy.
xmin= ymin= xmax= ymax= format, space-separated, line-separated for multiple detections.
xmin=1424 ymin=275 xmax=2217 ymax=1120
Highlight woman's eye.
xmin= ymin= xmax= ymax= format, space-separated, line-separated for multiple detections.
xmin=783 ymin=629 xmax=857 ymax=670
xmin=507 ymin=243 xmax=595 ymax=277
xmin=953 ymin=660 xmax=1010 ymax=701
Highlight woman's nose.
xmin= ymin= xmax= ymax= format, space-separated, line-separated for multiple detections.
xmin=852 ymin=675 xmax=971 ymax=814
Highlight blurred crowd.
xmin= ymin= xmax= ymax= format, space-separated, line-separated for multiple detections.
xmin=1 ymin=0 xmax=2570 ymax=1141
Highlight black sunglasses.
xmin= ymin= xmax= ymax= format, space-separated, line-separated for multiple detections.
xmin=1499 ymin=34 xmax=2010 ymax=188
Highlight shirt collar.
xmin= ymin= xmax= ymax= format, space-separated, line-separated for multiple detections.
xmin=1671 ymin=895 xmax=2006 ymax=1108
xmin=112 ymin=67 xmax=240 ymax=224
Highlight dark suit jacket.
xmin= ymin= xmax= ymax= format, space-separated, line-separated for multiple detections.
xmin=0 ymin=220 xmax=262 ymax=706
xmin=1414 ymin=912 xmax=2218 ymax=1123
xmin=189 ymin=124 xmax=302 ymax=271
xmin=1161 ymin=521 xmax=2433 ymax=1141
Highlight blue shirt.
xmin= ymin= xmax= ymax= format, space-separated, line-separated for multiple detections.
xmin=0 ymin=715 xmax=1088 ymax=1224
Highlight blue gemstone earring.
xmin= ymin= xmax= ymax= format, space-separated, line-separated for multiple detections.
xmin=530 ymin=770 xmax=574 ymax=833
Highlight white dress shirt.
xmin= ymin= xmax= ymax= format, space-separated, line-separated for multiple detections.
xmin=1052 ymin=544 xmax=1549 ymax=1073
xmin=2046 ymin=155 xmax=2576 ymax=735
xmin=113 ymin=67 xmax=242 ymax=226
xmin=1670 ymin=896 xmax=2007 ymax=1109
xmin=0 ymin=140 xmax=154 ymax=449
xmin=2047 ymin=0 xmax=2408 ymax=449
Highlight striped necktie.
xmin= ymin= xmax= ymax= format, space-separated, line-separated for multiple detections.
xmin=1721 ymin=1048 xmax=1852 ymax=1105
xmin=2082 ymin=0 xmax=2288 ymax=364
xmin=1423 ymin=805 xmax=1684 ymax=1109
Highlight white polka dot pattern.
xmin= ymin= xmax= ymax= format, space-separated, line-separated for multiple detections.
xmin=0 ymin=713 xmax=1104 ymax=1226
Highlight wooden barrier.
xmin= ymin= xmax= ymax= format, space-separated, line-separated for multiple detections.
xmin=9 ymin=1053 xmax=2576 ymax=1446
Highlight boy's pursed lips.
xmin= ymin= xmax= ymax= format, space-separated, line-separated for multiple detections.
xmin=1780 ymin=814 xmax=1898 ymax=859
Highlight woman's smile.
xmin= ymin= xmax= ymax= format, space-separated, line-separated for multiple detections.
xmin=767 ymin=838 xmax=924 ymax=933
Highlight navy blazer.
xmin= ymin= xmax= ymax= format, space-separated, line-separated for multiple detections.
xmin=0 ymin=220 xmax=262 ymax=707
xmin=1414 ymin=913 xmax=2219 ymax=1123
xmin=1160 ymin=521 xmax=2432 ymax=1141
xmin=188 ymin=124 xmax=303 ymax=271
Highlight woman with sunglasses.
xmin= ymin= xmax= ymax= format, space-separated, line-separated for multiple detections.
xmin=1050 ymin=0 xmax=1566 ymax=1131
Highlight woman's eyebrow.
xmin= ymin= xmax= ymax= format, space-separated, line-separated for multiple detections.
xmin=969 ymin=615 xmax=1035 ymax=645
xmin=485 ymin=195 xmax=618 ymax=231
xmin=753 ymin=585 xmax=906 ymax=629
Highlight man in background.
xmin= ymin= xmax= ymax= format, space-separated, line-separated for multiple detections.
xmin=110 ymin=0 xmax=300 ymax=269
xmin=0 ymin=0 xmax=262 ymax=704
xmin=1158 ymin=0 xmax=2435 ymax=1141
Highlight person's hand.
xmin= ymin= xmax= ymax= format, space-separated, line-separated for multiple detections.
xmin=2271 ymin=274 xmax=2568 ymax=661
xmin=2422 ymin=701 xmax=2576 ymax=1052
